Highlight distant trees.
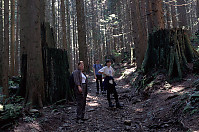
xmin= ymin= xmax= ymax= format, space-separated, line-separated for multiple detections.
xmin=0 ymin=0 xmax=199 ymax=105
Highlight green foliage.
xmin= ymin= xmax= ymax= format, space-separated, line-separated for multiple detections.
xmin=182 ymin=91 xmax=199 ymax=115
xmin=0 ymin=103 xmax=23 ymax=128
xmin=112 ymin=50 xmax=121 ymax=57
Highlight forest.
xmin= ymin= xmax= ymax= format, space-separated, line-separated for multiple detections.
xmin=0 ymin=0 xmax=199 ymax=131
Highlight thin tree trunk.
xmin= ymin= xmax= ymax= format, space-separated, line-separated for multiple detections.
xmin=11 ymin=0 xmax=16 ymax=76
xmin=15 ymin=0 xmax=19 ymax=76
xmin=61 ymin=0 xmax=67 ymax=50
xmin=57 ymin=0 xmax=61 ymax=48
xmin=197 ymin=0 xmax=199 ymax=29
xmin=40 ymin=0 xmax=45 ymax=24
xmin=52 ymin=0 xmax=56 ymax=44
xmin=76 ymin=0 xmax=88 ymax=71
xmin=66 ymin=0 xmax=73 ymax=72
xmin=177 ymin=0 xmax=188 ymax=28
xmin=171 ymin=2 xmax=178 ymax=28
xmin=165 ymin=3 xmax=171 ymax=29
xmin=0 ymin=0 xmax=3 ymax=86
xmin=2 ymin=0 xmax=9 ymax=101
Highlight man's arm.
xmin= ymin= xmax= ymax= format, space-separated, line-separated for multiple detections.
xmin=93 ymin=67 xmax=97 ymax=79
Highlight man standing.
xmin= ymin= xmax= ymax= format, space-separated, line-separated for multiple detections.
xmin=93 ymin=59 xmax=104 ymax=95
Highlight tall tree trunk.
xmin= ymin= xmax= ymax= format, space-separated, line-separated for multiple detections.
xmin=171 ymin=2 xmax=178 ymax=28
xmin=146 ymin=0 xmax=153 ymax=34
xmin=177 ymin=0 xmax=188 ymax=28
xmin=165 ymin=3 xmax=171 ymax=29
xmin=57 ymin=0 xmax=61 ymax=48
xmin=66 ymin=0 xmax=73 ymax=72
xmin=52 ymin=0 xmax=56 ymax=44
xmin=197 ymin=0 xmax=199 ymax=29
xmin=61 ymin=0 xmax=67 ymax=50
xmin=151 ymin=0 xmax=165 ymax=30
xmin=131 ymin=0 xmax=147 ymax=69
xmin=40 ymin=0 xmax=45 ymax=24
xmin=0 ymin=0 xmax=3 ymax=86
xmin=146 ymin=0 xmax=165 ymax=33
xmin=91 ymin=0 xmax=98 ymax=60
xmin=76 ymin=0 xmax=88 ymax=71
xmin=18 ymin=0 xmax=28 ymax=98
xmin=2 ymin=0 xmax=9 ymax=101
xmin=25 ymin=0 xmax=45 ymax=108
xmin=15 ymin=0 xmax=19 ymax=76
xmin=11 ymin=0 xmax=15 ymax=76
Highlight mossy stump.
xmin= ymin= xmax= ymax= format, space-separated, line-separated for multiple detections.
xmin=142 ymin=28 xmax=199 ymax=79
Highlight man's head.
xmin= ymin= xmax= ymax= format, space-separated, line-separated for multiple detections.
xmin=95 ymin=59 xmax=100 ymax=64
xmin=106 ymin=59 xmax=112 ymax=67
xmin=78 ymin=61 xmax=84 ymax=71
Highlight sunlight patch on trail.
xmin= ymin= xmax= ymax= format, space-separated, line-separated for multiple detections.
xmin=116 ymin=67 xmax=136 ymax=81
xmin=86 ymin=94 xmax=102 ymax=107
xmin=14 ymin=121 xmax=42 ymax=132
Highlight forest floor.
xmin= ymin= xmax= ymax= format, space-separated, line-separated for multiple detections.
xmin=7 ymin=64 xmax=199 ymax=132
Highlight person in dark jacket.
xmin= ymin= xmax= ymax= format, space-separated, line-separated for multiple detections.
xmin=98 ymin=59 xmax=122 ymax=108
xmin=93 ymin=59 xmax=104 ymax=95
xmin=73 ymin=61 xmax=88 ymax=123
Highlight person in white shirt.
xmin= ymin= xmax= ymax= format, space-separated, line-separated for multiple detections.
xmin=98 ymin=59 xmax=122 ymax=108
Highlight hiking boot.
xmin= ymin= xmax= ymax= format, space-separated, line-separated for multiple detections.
xmin=116 ymin=102 xmax=123 ymax=108
xmin=109 ymin=102 xmax=114 ymax=108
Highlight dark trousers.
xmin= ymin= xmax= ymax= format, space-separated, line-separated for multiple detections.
xmin=96 ymin=75 xmax=103 ymax=91
xmin=75 ymin=84 xmax=87 ymax=119
xmin=107 ymin=85 xmax=119 ymax=103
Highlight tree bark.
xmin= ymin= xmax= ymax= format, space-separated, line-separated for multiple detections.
xmin=11 ymin=0 xmax=15 ymax=76
xmin=131 ymin=0 xmax=147 ymax=69
xmin=76 ymin=0 xmax=88 ymax=71
xmin=177 ymin=0 xmax=188 ymax=28
xmin=25 ymin=0 xmax=45 ymax=108
xmin=165 ymin=2 xmax=171 ymax=29
xmin=61 ymin=0 xmax=67 ymax=50
xmin=52 ymin=0 xmax=56 ymax=44
xmin=171 ymin=1 xmax=178 ymax=28
xmin=151 ymin=0 xmax=165 ymax=30
xmin=197 ymin=0 xmax=199 ymax=29
xmin=66 ymin=0 xmax=73 ymax=72
xmin=0 ymin=0 xmax=3 ymax=86
xmin=2 ymin=0 xmax=9 ymax=101
xmin=15 ymin=0 xmax=19 ymax=76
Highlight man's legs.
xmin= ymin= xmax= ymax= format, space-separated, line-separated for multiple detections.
xmin=107 ymin=88 xmax=114 ymax=107
xmin=76 ymin=93 xmax=84 ymax=119
xmin=112 ymin=86 xmax=123 ymax=108
xmin=96 ymin=75 xmax=100 ymax=94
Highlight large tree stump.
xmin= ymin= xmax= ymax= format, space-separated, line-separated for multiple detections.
xmin=142 ymin=29 xmax=199 ymax=79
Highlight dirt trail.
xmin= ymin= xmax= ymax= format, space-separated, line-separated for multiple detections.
xmin=12 ymin=68 xmax=199 ymax=132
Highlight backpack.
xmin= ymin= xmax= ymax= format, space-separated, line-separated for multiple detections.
xmin=69 ymin=73 xmax=75 ymax=89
